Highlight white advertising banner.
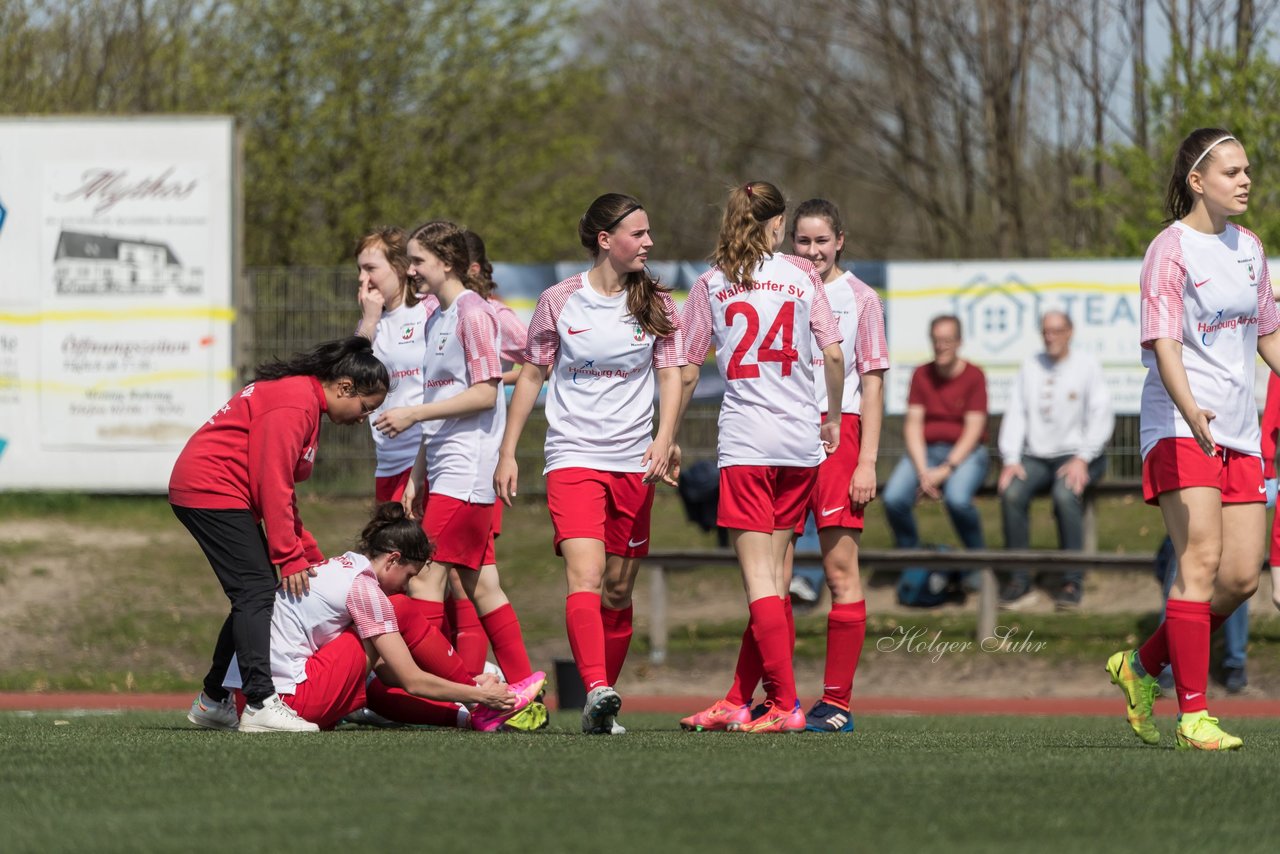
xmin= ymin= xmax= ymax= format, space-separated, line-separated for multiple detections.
xmin=0 ymin=117 xmax=235 ymax=491
xmin=885 ymin=260 xmax=1147 ymax=415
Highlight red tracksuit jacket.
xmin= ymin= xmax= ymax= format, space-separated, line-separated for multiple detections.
xmin=169 ymin=375 xmax=326 ymax=577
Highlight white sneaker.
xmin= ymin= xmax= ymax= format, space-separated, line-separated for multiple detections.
xmin=187 ymin=692 xmax=238 ymax=731
xmin=581 ymin=686 xmax=622 ymax=734
xmin=238 ymin=694 xmax=319 ymax=733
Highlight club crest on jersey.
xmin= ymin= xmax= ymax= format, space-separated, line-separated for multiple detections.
xmin=436 ymin=333 xmax=449 ymax=353
xmin=632 ymin=323 xmax=646 ymax=344
xmin=1249 ymin=261 xmax=1256 ymax=282
xmin=400 ymin=324 xmax=416 ymax=341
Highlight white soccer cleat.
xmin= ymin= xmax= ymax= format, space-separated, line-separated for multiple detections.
xmin=187 ymin=692 xmax=239 ymax=731
xmin=581 ymin=686 xmax=622 ymax=734
xmin=238 ymin=694 xmax=320 ymax=733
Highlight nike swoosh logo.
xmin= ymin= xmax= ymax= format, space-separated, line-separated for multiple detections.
xmin=1260 ymin=485 xmax=1268 ymax=494
xmin=628 ymin=538 xmax=648 ymax=548
xmin=1193 ymin=278 xmax=1210 ymax=288
xmin=567 ymin=327 xmax=590 ymax=335
xmin=1184 ymin=692 xmax=1202 ymax=701
xmin=821 ymin=507 xmax=842 ymax=517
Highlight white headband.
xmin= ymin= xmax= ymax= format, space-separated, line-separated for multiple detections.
xmin=1188 ymin=135 xmax=1237 ymax=178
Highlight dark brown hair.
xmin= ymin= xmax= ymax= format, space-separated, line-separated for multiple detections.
xmin=463 ymin=229 xmax=497 ymax=296
xmin=354 ymin=226 xmax=417 ymax=306
xmin=578 ymin=193 xmax=674 ymax=338
xmin=408 ymin=220 xmax=489 ymax=298
xmin=357 ymin=502 xmax=433 ymax=564
xmin=254 ymin=336 xmax=390 ymax=396
xmin=1165 ymin=127 xmax=1240 ymax=222
xmin=713 ymin=181 xmax=786 ymax=286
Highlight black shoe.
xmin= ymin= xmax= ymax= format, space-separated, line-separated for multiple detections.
xmin=1224 ymin=667 xmax=1248 ymax=694
xmin=999 ymin=578 xmax=1037 ymax=610
xmin=1053 ymin=582 xmax=1083 ymax=612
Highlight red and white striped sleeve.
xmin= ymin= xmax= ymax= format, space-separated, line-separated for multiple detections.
xmin=456 ymin=298 xmax=503 ymax=384
xmin=1239 ymin=227 xmax=1279 ymax=336
xmin=809 ymin=272 xmax=842 ymax=350
xmin=1140 ymin=228 xmax=1186 ymax=349
xmin=652 ymin=292 xmax=687 ymax=370
xmin=853 ymin=283 xmax=890 ymax=374
xmin=490 ymin=298 xmax=529 ymax=363
xmin=345 ymin=571 xmax=399 ymax=638
xmin=524 ymin=278 xmax=577 ymax=366
xmin=681 ymin=272 xmax=714 ymax=365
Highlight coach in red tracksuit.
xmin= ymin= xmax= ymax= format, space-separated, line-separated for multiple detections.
xmin=171 ymin=337 xmax=389 ymax=731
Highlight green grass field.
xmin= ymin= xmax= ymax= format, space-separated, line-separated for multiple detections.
xmin=2 ymin=711 xmax=1277 ymax=853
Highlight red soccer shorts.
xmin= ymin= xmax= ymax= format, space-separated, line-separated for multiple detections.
xmin=796 ymin=414 xmax=864 ymax=533
xmin=546 ymin=467 xmax=655 ymax=557
xmin=718 ymin=464 xmax=819 ymax=533
xmin=422 ymin=492 xmax=496 ymax=570
xmin=1142 ymin=438 xmax=1265 ymax=505
xmin=375 ymin=467 xmax=413 ymax=503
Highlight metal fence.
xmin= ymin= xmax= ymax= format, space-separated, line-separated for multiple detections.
xmin=246 ymin=267 xmax=1143 ymax=495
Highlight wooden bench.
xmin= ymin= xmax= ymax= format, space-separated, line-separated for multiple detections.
xmin=640 ymin=546 xmax=1156 ymax=665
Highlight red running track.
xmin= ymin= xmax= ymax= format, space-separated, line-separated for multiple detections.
xmin=3 ymin=692 xmax=1279 ymax=717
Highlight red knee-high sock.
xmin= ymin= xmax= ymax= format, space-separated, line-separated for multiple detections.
xmin=1166 ymin=598 xmax=1211 ymax=715
xmin=447 ymin=597 xmax=489 ymax=677
xmin=565 ymin=592 xmax=607 ymax=691
xmin=725 ymin=625 xmax=763 ymax=706
xmin=1137 ymin=621 xmax=1169 ymax=677
xmin=601 ymin=604 xmax=634 ymax=687
xmin=365 ymin=678 xmax=464 ymax=727
xmin=480 ymin=603 xmax=532 ymax=683
xmin=784 ymin=597 xmax=796 ymax=655
xmin=821 ymin=601 xmax=867 ymax=709
xmin=749 ymin=596 xmax=797 ymax=709
xmin=392 ymin=597 xmax=471 ymax=684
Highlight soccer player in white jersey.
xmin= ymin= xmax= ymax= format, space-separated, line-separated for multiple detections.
xmin=353 ymin=226 xmax=428 ymax=503
xmin=373 ymin=220 xmax=536 ymax=691
xmin=782 ymin=199 xmax=887 ymax=733
xmin=678 ymin=181 xmax=845 ymax=734
xmin=1106 ymin=128 xmax=1280 ymax=751
xmin=495 ymin=193 xmax=686 ymax=735
xmin=217 ymin=503 xmax=544 ymax=732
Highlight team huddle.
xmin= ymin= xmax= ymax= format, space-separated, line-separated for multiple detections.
xmin=171 ymin=128 xmax=1276 ymax=747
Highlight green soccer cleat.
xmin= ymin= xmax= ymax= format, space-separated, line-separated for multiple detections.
xmin=1106 ymin=650 xmax=1161 ymax=745
xmin=501 ymin=701 xmax=549 ymax=732
xmin=1175 ymin=711 xmax=1243 ymax=751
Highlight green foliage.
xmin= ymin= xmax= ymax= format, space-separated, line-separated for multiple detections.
xmin=0 ymin=0 xmax=605 ymax=265
xmin=1082 ymin=48 xmax=1280 ymax=256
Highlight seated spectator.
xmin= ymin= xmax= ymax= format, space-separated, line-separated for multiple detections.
xmin=882 ymin=315 xmax=989 ymax=552
xmin=997 ymin=310 xmax=1114 ymax=610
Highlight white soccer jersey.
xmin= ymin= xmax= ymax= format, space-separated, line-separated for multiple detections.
xmin=809 ymin=272 xmax=889 ymax=414
xmin=683 ymin=254 xmax=842 ymax=467
xmin=368 ymin=301 xmax=428 ymax=475
xmin=524 ymin=274 xmax=685 ymax=473
xmin=422 ymin=290 xmax=505 ymax=502
xmin=223 ymin=552 xmax=398 ymax=696
xmin=1139 ymin=221 xmax=1279 ymax=457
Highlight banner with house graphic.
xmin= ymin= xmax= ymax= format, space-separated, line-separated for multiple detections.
xmin=0 ymin=117 xmax=235 ymax=491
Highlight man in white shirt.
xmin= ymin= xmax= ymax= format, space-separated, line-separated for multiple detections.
xmin=997 ymin=311 xmax=1114 ymax=609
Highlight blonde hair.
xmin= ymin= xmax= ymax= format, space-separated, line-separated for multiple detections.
xmin=712 ymin=181 xmax=786 ymax=286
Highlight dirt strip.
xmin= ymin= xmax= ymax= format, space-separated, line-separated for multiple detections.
xmin=3 ymin=692 xmax=1279 ymax=717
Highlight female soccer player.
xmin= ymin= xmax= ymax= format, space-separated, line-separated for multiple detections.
xmin=176 ymin=337 xmax=389 ymax=733
xmin=354 ymin=226 xmax=427 ymax=502
xmin=373 ymin=220 xmax=535 ymax=688
xmin=1107 ymin=128 xmax=1280 ymax=751
xmin=465 ymin=229 xmax=528 ymax=386
xmin=219 ymin=503 xmax=543 ymax=731
xmin=785 ymin=199 xmax=887 ymax=733
xmin=678 ymin=181 xmax=845 ymax=734
xmin=494 ymin=193 xmax=685 ymax=735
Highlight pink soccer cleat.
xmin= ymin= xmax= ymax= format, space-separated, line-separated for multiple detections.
xmin=470 ymin=670 xmax=547 ymax=733
xmin=729 ymin=700 xmax=806 ymax=733
xmin=679 ymin=699 xmax=752 ymax=732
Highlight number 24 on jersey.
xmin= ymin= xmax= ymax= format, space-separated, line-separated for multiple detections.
xmin=726 ymin=301 xmax=799 ymax=380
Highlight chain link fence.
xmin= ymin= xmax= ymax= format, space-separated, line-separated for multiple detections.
xmin=246 ymin=267 xmax=1142 ymax=496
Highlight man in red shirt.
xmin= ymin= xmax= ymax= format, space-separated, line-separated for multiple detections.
xmin=881 ymin=315 xmax=989 ymax=550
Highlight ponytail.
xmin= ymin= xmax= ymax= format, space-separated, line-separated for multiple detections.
xmin=254 ymin=336 xmax=390 ymax=396
xmin=578 ymin=193 xmax=675 ymax=338
xmin=713 ymin=181 xmax=786 ymax=287
xmin=357 ymin=502 xmax=433 ymax=563
xmin=463 ymin=229 xmax=498 ymax=297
